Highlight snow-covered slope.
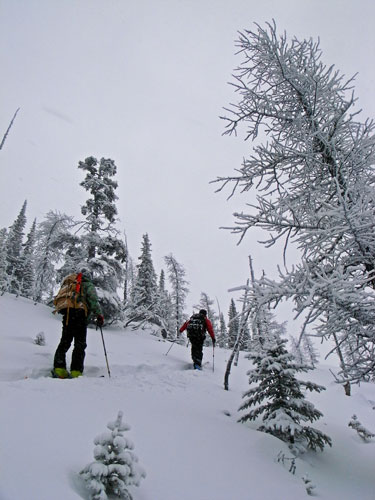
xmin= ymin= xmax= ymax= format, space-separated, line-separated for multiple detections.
xmin=0 ymin=293 xmax=374 ymax=500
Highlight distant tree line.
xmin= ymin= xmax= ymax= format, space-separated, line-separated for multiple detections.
xmin=0 ymin=155 xmax=251 ymax=347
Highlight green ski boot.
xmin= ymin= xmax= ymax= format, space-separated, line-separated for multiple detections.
xmin=52 ymin=367 xmax=70 ymax=379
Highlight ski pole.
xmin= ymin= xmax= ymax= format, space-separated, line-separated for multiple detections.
xmin=98 ymin=325 xmax=111 ymax=377
xmin=165 ymin=339 xmax=176 ymax=356
xmin=212 ymin=344 xmax=215 ymax=372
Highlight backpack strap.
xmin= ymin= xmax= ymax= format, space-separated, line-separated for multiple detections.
xmin=75 ymin=273 xmax=82 ymax=294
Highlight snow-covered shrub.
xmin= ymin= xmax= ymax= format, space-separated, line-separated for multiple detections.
xmin=80 ymin=411 xmax=146 ymax=500
xmin=239 ymin=339 xmax=332 ymax=455
xmin=302 ymin=473 xmax=316 ymax=496
xmin=348 ymin=414 xmax=375 ymax=442
xmin=33 ymin=331 xmax=45 ymax=346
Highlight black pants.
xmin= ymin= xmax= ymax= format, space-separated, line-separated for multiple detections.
xmin=190 ymin=337 xmax=205 ymax=366
xmin=54 ymin=309 xmax=87 ymax=372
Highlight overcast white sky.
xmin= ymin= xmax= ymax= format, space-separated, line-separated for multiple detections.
xmin=1 ymin=0 xmax=375 ymax=315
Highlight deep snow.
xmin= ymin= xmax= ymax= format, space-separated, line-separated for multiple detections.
xmin=0 ymin=293 xmax=374 ymax=500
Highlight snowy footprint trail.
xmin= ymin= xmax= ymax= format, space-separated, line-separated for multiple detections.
xmin=1 ymin=293 xmax=375 ymax=500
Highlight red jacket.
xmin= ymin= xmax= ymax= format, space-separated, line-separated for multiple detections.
xmin=180 ymin=316 xmax=215 ymax=341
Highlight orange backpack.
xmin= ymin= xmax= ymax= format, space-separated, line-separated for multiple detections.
xmin=53 ymin=273 xmax=88 ymax=323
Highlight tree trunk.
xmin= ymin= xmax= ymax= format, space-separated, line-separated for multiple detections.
xmin=332 ymin=332 xmax=351 ymax=396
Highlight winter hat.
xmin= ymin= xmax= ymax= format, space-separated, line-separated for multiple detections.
xmin=199 ymin=309 xmax=207 ymax=317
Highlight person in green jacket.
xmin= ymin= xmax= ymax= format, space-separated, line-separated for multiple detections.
xmin=52 ymin=267 xmax=103 ymax=378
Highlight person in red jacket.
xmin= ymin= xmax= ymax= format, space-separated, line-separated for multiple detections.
xmin=179 ymin=309 xmax=216 ymax=370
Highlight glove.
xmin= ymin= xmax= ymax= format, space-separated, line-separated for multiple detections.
xmin=96 ymin=314 xmax=104 ymax=327
xmin=212 ymin=338 xmax=216 ymax=347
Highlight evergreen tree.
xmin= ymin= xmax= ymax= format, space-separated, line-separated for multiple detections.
xmin=239 ymin=338 xmax=332 ymax=454
xmin=237 ymin=318 xmax=251 ymax=356
xmin=123 ymin=255 xmax=136 ymax=315
xmin=217 ymin=312 xmax=228 ymax=348
xmin=224 ymin=283 xmax=252 ymax=390
xmin=302 ymin=335 xmax=320 ymax=368
xmin=134 ymin=234 xmax=157 ymax=309
xmin=196 ymin=292 xmax=218 ymax=336
xmin=62 ymin=157 xmax=126 ymax=322
xmin=19 ymin=218 xmax=37 ymax=298
xmin=164 ymin=253 xmax=189 ymax=337
xmin=228 ymin=299 xmax=240 ymax=349
xmin=125 ymin=234 xmax=158 ymax=327
xmin=289 ymin=336 xmax=305 ymax=365
xmin=0 ymin=228 xmax=8 ymax=291
xmin=156 ymin=269 xmax=174 ymax=338
xmin=158 ymin=269 xmax=166 ymax=298
xmin=5 ymin=200 xmax=27 ymax=294
xmin=79 ymin=157 xmax=119 ymax=259
xmin=248 ymin=262 xmax=274 ymax=352
xmin=252 ymin=305 xmax=284 ymax=351
xmin=123 ymin=233 xmax=132 ymax=304
xmin=80 ymin=411 xmax=146 ymax=500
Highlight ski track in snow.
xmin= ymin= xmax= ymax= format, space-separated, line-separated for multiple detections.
xmin=1 ymin=294 xmax=375 ymax=500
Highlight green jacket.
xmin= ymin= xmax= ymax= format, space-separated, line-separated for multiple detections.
xmin=81 ymin=277 xmax=102 ymax=319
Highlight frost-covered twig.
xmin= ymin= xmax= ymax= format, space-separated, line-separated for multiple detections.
xmin=276 ymin=451 xmax=297 ymax=474
xmin=348 ymin=414 xmax=375 ymax=442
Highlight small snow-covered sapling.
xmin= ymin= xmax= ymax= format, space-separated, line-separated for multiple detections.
xmin=33 ymin=332 xmax=45 ymax=346
xmin=80 ymin=410 xmax=146 ymax=500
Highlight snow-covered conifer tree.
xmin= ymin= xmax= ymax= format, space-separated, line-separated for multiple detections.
xmin=134 ymin=234 xmax=157 ymax=309
xmin=60 ymin=157 xmax=126 ymax=322
xmin=0 ymin=228 xmax=8 ymax=291
xmin=228 ymin=299 xmax=240 ymax=349
xmin=80 ymin=411 xmax=146 ymax=500
xmin=122 ymin=233 xmax=133 ymax=305
xmin=125 ymin=234 xmax=158 ymax=327
xmin=224 ymin=283 xmax=252 ymax=390
xmin=33 ymin=211 xmax=74 ymax=303
xmin=123 ymin=255 xmax=136 ymax=316
xmin=5 ymin=200 xmax=27 ymax=294
xmin=217 ymin=21 xmax=375 ymax=384
xmin=289 ymin=336 xmax=305 ymax=365
xmin=19 ymin=218 xmax=37 ymax=298
xmin=251 ymin=300 xmax=285 ymax=353
xmin=164 ymin=253 xmax=189 ymax=336
xmin=217 ymin=312 xmax=228 ymax=348
xmin=79 ymin=157 xmax=126 ymax=322
xmin=302 ymin=335 xmax=320 ymax=368
xmin=247 ymin=261 xmax=278 ymax=352
xmin=154 ymin=269 xmax=174 ymax=337
xmin=239 ymin=338 xmax=332 ymax=454
xmin=195 ymin=292 xmax=218 ymax=336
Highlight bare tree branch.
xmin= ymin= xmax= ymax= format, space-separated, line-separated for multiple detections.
xmin=0 ymin=108 xmax=20 ymax=151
